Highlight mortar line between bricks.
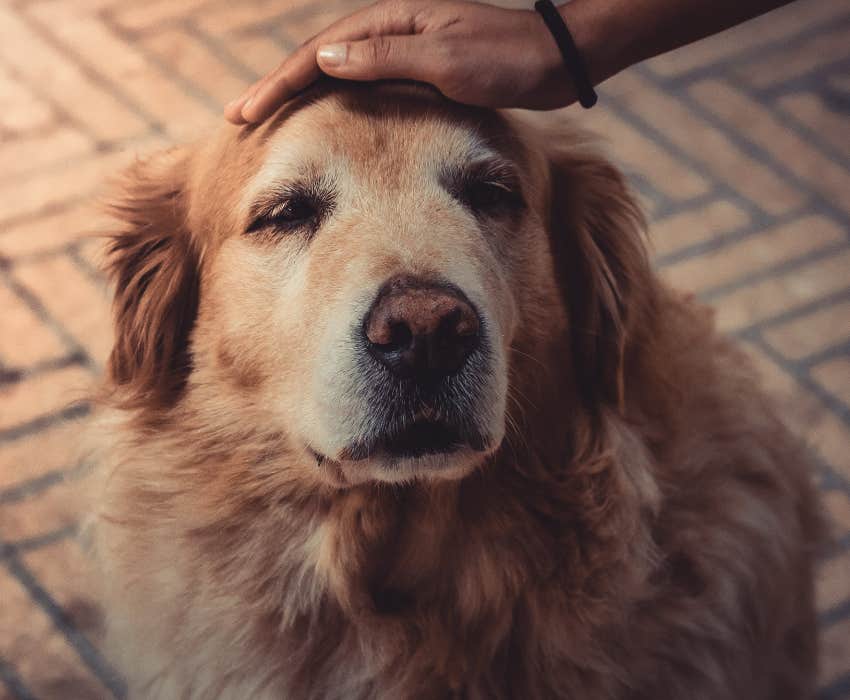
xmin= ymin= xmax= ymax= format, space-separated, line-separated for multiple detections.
xmin=645 ymin=184 xmax=680 ymax=215
xmin=0 ymin=469 xmax=66 ymax=506
xmin=65 ymin=244 xmax=108 ymax=290
xmin=746 ymin=334 xmax=850 ymax=426
xmin=0 ymin=461 xmax=85 ymax=506
xmin=752 ymin=54 xmax=850 ymax=102
xmin=92 ymin=14 xmax=184 ymax=39
xmin=253 ymin=26 xmax=298 ymax=53
xmin=2 ymin=243 xmax=95 ymax=270
xmin=799 ymin=340 xmax=850 ymax=373
xmin=0 ymin=118 xmax=55 ymax=145
xmin=814 ymin=458 xmax=850 ymax=504
xmin=648 ymin=186 xmax=724 ymax=221
xmin=633 ymin=64 xmax=850 ymax=232
xmin=0 ymin=146 xmax=104 ymax=190
xmin=0 ymin=196 xmax=93 ymax=232
xmin=653 ymin=11 xmax=850 ymax=88
xmin=832 ymin=533 xmax=850 ymax=557
xmin=821 ymin=598 xmax=850 ymax=629
xmin=3 ymin=525 xmax=78 ymax=555
xmin=0 ymin=268 xmax=95 ymax=368
xmin=13 ymin=8 xmax=167 ymax=136
xmin=0 ymin=403 xmax=90 ymax=445
xmin=0 ymin=656 xmax=37 ymax=700
xmin=0 ymin=352 xmax=89 ymax=388
xmin=731 ymin=289 xmax=850 ymax=338
xmin=763 ymin=92 xmax=850 ymax=177
xmin=622 ymin=172 xmax=672 ymax=216
xmin=235 ymin=0 xmax=331 ymax=43
xmin=2 ymin=229 xmax=112 ymax=278
xmin=818 ymin=672 xmax=850 ymax=700
xmin=99 ymin=13 xmax=223 ymax=116
xmin=0 ymin=128 xmax=166 ymax=189
xmin=653 ymin=203 xmax=844 ymax=268
xmin=180 ymin=19 xmax=261 ymax=82
xmin=98 ymin=0 xmax=220 ymax=37
xmin=1 ymin=552 xmax=126 ymax=699
xmin=698 ymin=241 xmax=850 ymax=302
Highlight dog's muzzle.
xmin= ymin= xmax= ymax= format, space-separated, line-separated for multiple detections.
xmin=345 ymin=275 xmax=491 ymax=461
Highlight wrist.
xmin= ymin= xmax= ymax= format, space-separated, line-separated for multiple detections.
xmin=556 ymin=0 xmax=625 ymax=87
xmin=513 ymin=2 xmax=620 ymax=110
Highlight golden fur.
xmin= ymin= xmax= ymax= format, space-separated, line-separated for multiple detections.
xmin=84 ymin=83 xmax=823 ymax=699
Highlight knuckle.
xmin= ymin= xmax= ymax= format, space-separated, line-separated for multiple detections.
xmin=378 ymin=0 xmax=417 ymax=23
xmin=376 ymin=0 xmax=400 ymax=15
xmin=379 ymin=0 xmax=408 ymax=10
xmin=432 ymin=38 xmax=460 ymax=75
xmin=367 ymin=36 xmax=394 ymax=65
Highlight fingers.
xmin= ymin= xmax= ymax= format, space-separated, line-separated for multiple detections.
xmin=226 ymin=0 xmax=429 ymax=124
xmin=224 ymin=34 xmax=323 ymax=124
xmin=315 ymin=35 xmax=437 ymax=82
xmin=224 ymin=85 xmax=262 ymax=123
xmin=237 ymin=50 xmax=323 ymax=124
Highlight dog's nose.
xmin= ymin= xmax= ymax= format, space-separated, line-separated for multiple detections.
xmin=364 ymin=276 xmax=480 ymax=381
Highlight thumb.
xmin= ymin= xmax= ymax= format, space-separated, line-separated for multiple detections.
xmin=316 ymin=35 xmax=436 ymax=83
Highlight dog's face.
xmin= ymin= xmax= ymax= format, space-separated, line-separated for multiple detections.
xmin=105 ymin=83 xmax=649 ymax=488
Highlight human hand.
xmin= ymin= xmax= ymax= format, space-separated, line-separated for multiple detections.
xmin=225 ymin=0 xmax=597 ymax=124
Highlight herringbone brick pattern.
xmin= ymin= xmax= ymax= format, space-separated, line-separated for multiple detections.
xmin=0 ymin=0 xmax=847 ymax=697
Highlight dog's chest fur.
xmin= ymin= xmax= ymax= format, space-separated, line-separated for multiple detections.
xmin=94 ymin=420 xmax=657 ymax=699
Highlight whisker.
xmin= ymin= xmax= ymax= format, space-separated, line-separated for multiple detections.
xmin=509 ymin=346 xmax=547 ymax=372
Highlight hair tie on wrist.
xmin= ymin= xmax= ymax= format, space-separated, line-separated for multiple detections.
xmin=534 ymin=0 xmax=598 ymax=109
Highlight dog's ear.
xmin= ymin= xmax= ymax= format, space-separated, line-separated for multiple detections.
xmin=547 ymin=146 xmax=655 ymax=414
xmin=104 ymin=148 xmax=200 ymax=411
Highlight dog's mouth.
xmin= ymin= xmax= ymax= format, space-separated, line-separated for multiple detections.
xmin=375 ymin=419 xmax=464 ymax=458
xmin=338 ymin=419 xmax=487 ymax=462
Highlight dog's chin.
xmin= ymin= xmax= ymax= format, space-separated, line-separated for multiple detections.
xmin=346 ymin=447 xmax=489 ymax=485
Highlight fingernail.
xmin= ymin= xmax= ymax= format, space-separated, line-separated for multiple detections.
xmin=317 ymin=43 xmax=348 ymax=67
xmin=225 ymin=97 xmax=244 ymax=111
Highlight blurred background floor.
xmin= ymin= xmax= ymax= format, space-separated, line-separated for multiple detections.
xmin=0 ymin=0 xmax=848 ymax=697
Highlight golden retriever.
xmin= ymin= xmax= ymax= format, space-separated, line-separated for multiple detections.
xmin=84 ymin=81 xmax=823 ymax=699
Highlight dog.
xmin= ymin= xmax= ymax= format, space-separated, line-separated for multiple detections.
xmin=83 ymin=81 xmax=823 ymax=699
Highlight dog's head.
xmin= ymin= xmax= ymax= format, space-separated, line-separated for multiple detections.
xmin=104 ymin=83 xmax=652 ymax=487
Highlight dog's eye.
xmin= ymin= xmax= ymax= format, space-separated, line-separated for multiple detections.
xmin=463 ymin=180 xmax=515 ymax=212
xmin=451 ymin=171 xmax=523 ymax=217
xmin=267 ymin=197 xmax=318 ymax=228
xmin=247 ymin=195 xmax=320 ymax=235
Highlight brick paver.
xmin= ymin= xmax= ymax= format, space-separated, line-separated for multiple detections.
xmin=0 ymin=1 xmax=847 ymax=698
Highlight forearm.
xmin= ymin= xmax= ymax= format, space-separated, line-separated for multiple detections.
xmin=559 ymin=0 xmax=796 ymax=84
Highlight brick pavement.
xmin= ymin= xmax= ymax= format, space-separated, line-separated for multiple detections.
xmin=0 ymin=0 xmax=848 ymax=697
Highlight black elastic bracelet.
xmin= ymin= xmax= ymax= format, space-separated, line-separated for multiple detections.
xmin=534 ymin=0 xmax=598 ymax=109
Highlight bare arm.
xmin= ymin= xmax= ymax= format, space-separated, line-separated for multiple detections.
xmin=574 ymin=0 xmax=796 ymax=76
xmin=225 ymin=0 xmax=795 ymax=125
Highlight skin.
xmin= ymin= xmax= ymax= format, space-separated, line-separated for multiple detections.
xmin=225 ymin=0 xmax=795 ymax=125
